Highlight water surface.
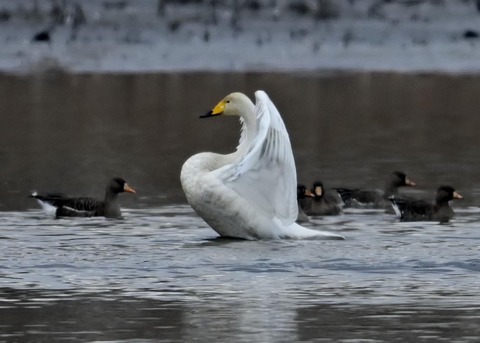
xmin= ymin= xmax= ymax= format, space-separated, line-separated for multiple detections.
xmin=1 ymin=72 xmax=480 ymax=342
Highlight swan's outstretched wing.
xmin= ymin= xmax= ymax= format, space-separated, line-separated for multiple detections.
xmin=219 ymin=90 xmax=298 ymax=225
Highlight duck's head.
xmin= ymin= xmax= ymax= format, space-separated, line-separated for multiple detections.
xmin=200 ymin=92 xmax=254 ymax=118
xmin=297 ymin=184 xmax=315 ymax=200
xmin=109 ymin=177 xmax=136 ymax=194
xmin=436 ymin=185 xmax=462 ymax=204
xmin=389 ymin=171 xmax=416 ymax=187
xmin=311 ymin=181 xmax=324 ymax=198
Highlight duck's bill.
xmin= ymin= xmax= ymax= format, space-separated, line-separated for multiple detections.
xmin=305 ymin=189 xmax=315 ymax=197
xmin=124 ymin=184 xmax=136 ymax=194
xmin=406 ymin=178 xmax=416 ymax=186
xmin=453 ymin=191 xmax=463 ymax=200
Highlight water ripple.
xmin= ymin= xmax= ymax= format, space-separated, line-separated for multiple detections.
xmin=1 ymin=206 xmax=480 ymax=342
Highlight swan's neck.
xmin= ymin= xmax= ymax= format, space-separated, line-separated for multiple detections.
xmin=182 ymin=98 xmax=257 ymax=178
xmin=234 ymin=101 xmax=257 ymax=160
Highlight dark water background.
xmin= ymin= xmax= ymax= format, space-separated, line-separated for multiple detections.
xmin=1 ymin=71 xmax=480 ymax=342
xmin=2 ymin=71 xmax=480 ymax=210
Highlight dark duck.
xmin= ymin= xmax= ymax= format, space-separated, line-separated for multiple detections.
xmin=300 ymin=181 xmax=343 ymax=216
xmin=336 ymin=171 xmax=416 ymax=209
xmin=296 ymin=184 xmax=314 ymax=223
xmin=389 ymin=185 xmax=463 ymax=223
xmin=30 ymin=177 xmax=136 ymax=218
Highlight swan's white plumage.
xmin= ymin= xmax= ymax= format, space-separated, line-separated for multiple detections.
xmin=181 ymin=90 xmax=344 ymax=240
xmin=219 ymin=91 xmax=297 ymax=225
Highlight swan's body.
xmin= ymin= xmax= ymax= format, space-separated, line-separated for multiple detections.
xmin=181 ymin=91 xmax=344 ymax=240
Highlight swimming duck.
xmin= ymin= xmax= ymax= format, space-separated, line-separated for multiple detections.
xmin=30 ymin=177 xmax=136 ymax=218
xmin=300 ymin=181 xmax=343 ymax=216
xmin=336 ymin=171 xmax=416 ymax=209
xmin=180 ymin=91 xmax=344 ymax=240
xmin=389 ymin=185 xmax=463 ymax=223
xmin=296 ymin=184 xmax=314 ymax=223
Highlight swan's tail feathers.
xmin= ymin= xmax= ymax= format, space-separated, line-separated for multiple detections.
xmin=283 ymin=223 xmax=345 ymax=240
xmin=312 ymin=230 xmax=345 ymax=240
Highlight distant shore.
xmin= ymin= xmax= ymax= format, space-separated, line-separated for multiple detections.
xmin=0 ymin=0 xmax=479 ymax=74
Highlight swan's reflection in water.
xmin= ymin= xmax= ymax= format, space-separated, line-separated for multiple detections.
xmin=2 ymin=287 xmax=480 ymax=342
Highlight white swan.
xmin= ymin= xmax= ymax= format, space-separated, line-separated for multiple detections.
xmin=180 ymin=91 xmax=344 ymax=240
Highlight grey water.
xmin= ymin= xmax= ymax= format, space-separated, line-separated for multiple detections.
xmin=1 ymin=71 xmax=480 ymax=342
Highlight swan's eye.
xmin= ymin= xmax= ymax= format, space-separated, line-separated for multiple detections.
xmin=226 ymin=100 xmax=230 ymax=104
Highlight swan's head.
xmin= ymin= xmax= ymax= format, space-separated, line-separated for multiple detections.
xmin=200 ymin=92 xmax=254 ymax=118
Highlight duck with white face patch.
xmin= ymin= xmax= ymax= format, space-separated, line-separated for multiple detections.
xmin=300 ymin=181 xmax=344 ymax=216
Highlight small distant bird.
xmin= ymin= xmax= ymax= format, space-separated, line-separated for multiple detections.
xmin=30 ymin=177 xmax=136 ymax=218
xmin=0 ymin=9 xmax=11 ymax=22
xmin=32 ymin=30 xmax=51 ymax=43
xmin=463 ymin=30 xmax=479 ymax=40
xmin=168 ymin=20 xmax=181 ymax=33
xmin=390 ymin=185 xmax=463 ymax=223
